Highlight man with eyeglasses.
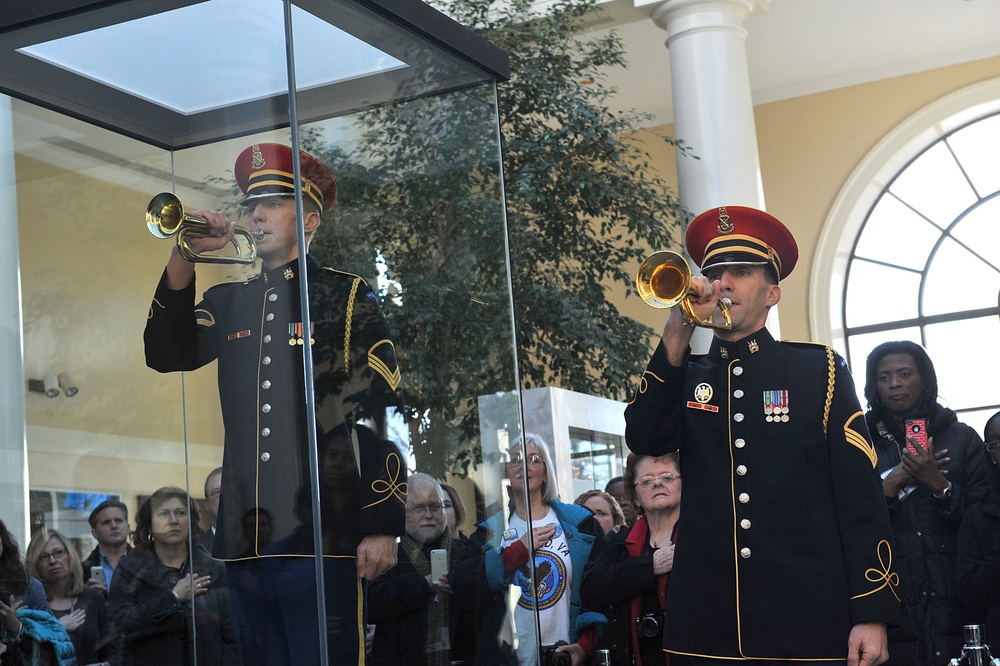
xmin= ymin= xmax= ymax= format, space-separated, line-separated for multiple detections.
xmin=625 ymin=207 xmax=898 ymax=666
xmin=368 ymin=473 xmax=476 ymax=665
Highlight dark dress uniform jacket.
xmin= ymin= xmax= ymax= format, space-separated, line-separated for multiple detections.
xmin=145 ymin=256 xmax=406 ymax=560
xmin=624 ymin=329 xmax=899 ymax=660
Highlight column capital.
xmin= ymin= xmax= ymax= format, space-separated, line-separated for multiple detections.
xmin=636 ymin=0 xmax=770 ymax=36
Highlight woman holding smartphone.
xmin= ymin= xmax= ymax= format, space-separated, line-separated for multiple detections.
xmin=864 ymin=340 xmax=992 ymax=665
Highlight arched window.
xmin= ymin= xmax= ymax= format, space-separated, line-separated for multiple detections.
xmin=815 ymin=80 xmax=1000 ymax=435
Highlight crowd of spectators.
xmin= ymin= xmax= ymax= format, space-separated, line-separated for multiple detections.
xmin=8 ymin=336 xmax=1000 ymax=666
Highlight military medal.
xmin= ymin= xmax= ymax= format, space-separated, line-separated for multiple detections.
xmin=289 ymin=322 xmax=315 ymax=345
xmin=764 ymin=390 xmax=789 ymax=422
xmin=687 ymin=382 xmax=720 ymax=413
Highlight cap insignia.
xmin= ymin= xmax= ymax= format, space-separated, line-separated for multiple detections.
xmin=283 ymin=267 xmax=294 ymax=280
xmin=748 ymin=339 xmax=760 ymax=354
xmin=717 ymin=207 xmax=734 ymax=235
xmin=251 ymin=144 xmax=266 ymax=169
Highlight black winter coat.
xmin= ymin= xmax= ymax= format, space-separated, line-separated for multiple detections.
xmin=955 ymin=464 xmax=1000 ymax=654
xmin=446 ymin=528 xmax=516 ymax=666
xmin=871 ymin=403 xmax=992 ymax=665
xmin=108 ymin=545 xmax=238 ymax=666
xmin=368 ymin=535 xmax=476 ymax=666
xmin=581 ymin=517 xmax=691 ymax=666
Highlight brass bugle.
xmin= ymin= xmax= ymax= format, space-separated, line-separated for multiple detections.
xmin=636 ymin=250 xmax=732 ymax=330
xmin=146 ymin=192 xmax=259 ymax=265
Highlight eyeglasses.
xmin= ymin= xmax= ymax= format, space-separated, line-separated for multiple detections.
xmin=635 ymin=474 xmax=681 ymax=489
xmin=406 ymin=503 xmax=444 ymax=515
xmin=506 ymin=454 xmax=544 ymax=467
xmin=986 ymin=440 xmax=1000 ymax=453
xmin=38 ymin=548 xmax=68 ymax=563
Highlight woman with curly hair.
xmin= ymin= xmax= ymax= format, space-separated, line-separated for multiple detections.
xmin=108 ymin=487 xmax=237 ymax=665
xmin=581 ymin=453 xmax=688 ymax=666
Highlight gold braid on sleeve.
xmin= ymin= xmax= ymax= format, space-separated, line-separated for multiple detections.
xmin=822 ymin=346 xmax=835 ymax=436
xmin=362 ymin=451 xmax=408 ymax=509
xmin=343 ymin=278 xmax=361 ymax=373
xmin=851 ymin=539 xmax=900 ymax=602
xmin=627 ymin=371 xmax=666 ymax=405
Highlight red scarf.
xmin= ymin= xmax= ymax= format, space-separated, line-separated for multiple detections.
xmin=625 ymin=515 xmax=672 ymax=666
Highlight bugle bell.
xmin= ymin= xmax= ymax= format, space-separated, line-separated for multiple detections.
xmin=636 ymin=250 xmax=732 ymax=330
xmin=146 ymin=192 xmax=259 ymax=265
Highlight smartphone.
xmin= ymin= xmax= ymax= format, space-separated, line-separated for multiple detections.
xmin=90 ymin=566 xmax=106 ymax=586
xmin=905 ymin=419 xmax=928 ymax=456
xmin=430 ymin=548 xmax=448 ymax=583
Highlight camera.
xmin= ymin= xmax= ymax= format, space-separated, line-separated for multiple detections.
xmin=540 ymin=641 xmax=572 ymax=666
xmin=636 ymin=609 xmax=666 ymax=638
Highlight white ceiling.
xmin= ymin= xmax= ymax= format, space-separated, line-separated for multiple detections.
xmin=9 ymin=0 xmax=1000 ymax=185
xmin=591 ymin=0 xmax=1000 ymax=127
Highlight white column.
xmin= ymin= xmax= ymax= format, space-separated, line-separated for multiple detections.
xmin=645 ymin=0 xmax=769 ymax=215
xmin=0 ymin=96 xmax=29 ymax=546
xmin=637 ymin=0 xmax=780 ymax=340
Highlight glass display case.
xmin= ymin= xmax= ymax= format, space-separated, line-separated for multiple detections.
xmin=0 ymin=1 xmax=575 ymax=664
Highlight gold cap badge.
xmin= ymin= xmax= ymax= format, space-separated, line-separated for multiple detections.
xmin=251 ymin=144 xmax=266 ymax=169
xmin=717 ymin=207 xmax=734 ymax=235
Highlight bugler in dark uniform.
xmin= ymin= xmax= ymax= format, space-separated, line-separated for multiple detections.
xmin=625 ymin=206 xmax=899 ymax=662
xmin=144 ymin=143 xmax=405 ymax=665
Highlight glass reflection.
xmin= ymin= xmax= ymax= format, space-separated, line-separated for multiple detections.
xmin=11 ymin=24 xmax=516 ymax=666
xmin=108 ymin=487 xmax=236 ymax=665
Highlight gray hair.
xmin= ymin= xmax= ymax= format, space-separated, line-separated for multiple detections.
xmin=407 ymin=472 xmax=444 ymax=504
xmin=510 ymin=433 xmax=559 ymax=504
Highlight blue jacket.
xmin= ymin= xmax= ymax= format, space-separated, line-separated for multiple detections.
xmin=480 ymin=500 xmax=607 ymax=640
xmin=15 ymin=609 xmax=77 ymax=666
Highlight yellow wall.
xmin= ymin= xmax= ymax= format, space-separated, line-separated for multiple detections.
xmin=618 ymin=55 xmax=1000 ymax=348
xmin=16 ymin=54 xmax=1000 ymax=501
xmin=17 ymin=153 xmax=232 ymax=505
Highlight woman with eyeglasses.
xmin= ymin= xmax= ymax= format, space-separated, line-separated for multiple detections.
xmin=471 ymin=433 xmax=606 ymax=666
xmin=108 ymin=487 xmax=238 ymax=666
xmin=581 ymin=453 xmax=689 ymax=666
xmin=955 ymin=411 xmax=1000 ymax=656
xmin=864 ymin=341 xmax=992 ymax=665
xmin=25 ymin=529 xmax=113 ymax=666
xmin=1 ymin=517 xmax=63 ymax=666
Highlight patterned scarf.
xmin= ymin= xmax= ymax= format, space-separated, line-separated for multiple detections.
xmin=399 ymin=530 xmax=452 ymax=666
